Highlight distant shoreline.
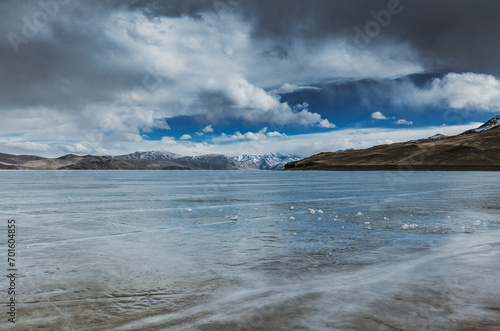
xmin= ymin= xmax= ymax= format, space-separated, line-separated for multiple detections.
xmin=285 ymin=165 xmax=500 ymax=171
xmin=2 ymin=166 xmax=500 ymax=171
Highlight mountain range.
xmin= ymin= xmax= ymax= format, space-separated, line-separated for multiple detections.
xmin=285 ymin=115 xmax=500 ymax=171
xmin=0 ymin=150 xmax=302 ymax=171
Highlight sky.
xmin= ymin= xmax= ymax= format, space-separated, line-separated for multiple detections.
xmin=1 ymin=0 xmax=499 ymax=157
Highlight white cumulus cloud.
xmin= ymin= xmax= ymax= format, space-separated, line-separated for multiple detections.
xmin=372 ymin=111 xmax=389 ymax=120
xmin=318 ymin=119 xmax=337 ymax=128
xmin=396 ymin=73 xmax=500 ymax=112
xmin=202 ymin=125 xmax=214 ymax=133
xmin=216 ymin=127 xmax=287 ymax=142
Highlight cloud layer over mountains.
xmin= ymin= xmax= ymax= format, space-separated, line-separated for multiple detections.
xmin=1 ymin=0 xmax=498 ymax=156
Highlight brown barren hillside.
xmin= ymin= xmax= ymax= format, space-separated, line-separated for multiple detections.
xmin=285 ymin=116 xmax=500 ymax=171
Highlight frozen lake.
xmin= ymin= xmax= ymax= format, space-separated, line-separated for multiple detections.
xmin=1 ymin=170 xmax=499 ymax=330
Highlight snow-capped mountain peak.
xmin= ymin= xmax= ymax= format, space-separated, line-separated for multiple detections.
xmin=115 ymin=151 xmax=182 ymax=161
xmin=463 ymin=115 xmax=500 ymax=134
xmin=233 ymin=153 xmax=304 ymax=170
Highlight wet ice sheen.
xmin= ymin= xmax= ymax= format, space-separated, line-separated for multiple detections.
xmin=0 ymin=170 xmax=499 ymax=330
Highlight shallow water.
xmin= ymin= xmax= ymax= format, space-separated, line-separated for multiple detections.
xmin=1 ymin=171 xmax=499 ymax=330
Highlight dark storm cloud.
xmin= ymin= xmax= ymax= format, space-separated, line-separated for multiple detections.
xmin=0 ymin=0 xmax=145 ymax=111
xmin=246 ymin=0 xmax=500 ymax=74
xmin=130 ymin=0 xmax=500 ymax=74
xmin=1 ymin=0 xmax=499 ymax=113
xmin=128 ymin=0 xmax=216 ymax=19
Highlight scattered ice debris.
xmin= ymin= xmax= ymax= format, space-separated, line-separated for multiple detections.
xmin=219 ymin=209 xmax=223 ymax=212
xmin=290 ymin=217 xmax=296 ymax=220
xmin=383 ymin=217 xmax=389 ymax=220
xmin=318 ymin=217 xmax=322 ymax=221
xmin=187 ymin=209 xmax=193 ymax=213
xmin=472 ymin=220 xmax=482 ymax=226
xmin=356 ymin=212 xmax=363 ymax=217
xmin=447 ymin=216 xmax=452 ymax=219
xmin=231 ymin=216 xmax=238 ymax=221
xmin=280 ymin=213 xmax=284 ymax=216
xmin=224 ymin=216 xmax=230 ymax=220
xmin=308 ymin=209 xmax=316 ymax=215
xmin=402 ymin=224 xmax=419 ymax=230
xmin=364 ymin=222 xmax=370 ymax=225
xmin=318 ymin=209 xmax=324 ymax=214
xmin=290 ymin=206 xmax=295 ymax=210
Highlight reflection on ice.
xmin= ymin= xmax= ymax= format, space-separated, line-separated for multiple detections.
xmin=115 ymin=231 xmax=500 ymax=331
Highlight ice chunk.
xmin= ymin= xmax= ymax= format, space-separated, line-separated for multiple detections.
xmin=290 ymin=217 xmax=295 ymax=220
xmin=293 ymin=233 xmax=297 ymax=236
xmin=187 ymin=209 xmax=193 ymax=212
xmin=318 ymin=217 xmax=322 ymax=221
xmin=472 ymin=220 xmax=482 ymax=226
xmin=318 ymin=209 xmax=324 ymax=214
xmin=309 ymin=209 xmax=316 ymax=215
xmin=290 ymin=206 xmax=295 ymax=210
xmin=356 ymin=212 xmax=363 ymax=217
xmin=409 ymin=224 xmax=418 ymax=229
xmin=231 ymin=216 xmax=238 ymax=221
xmin=364 ymin=222 xmax=370 ymax=225
xmin=402 ymin=224 xmax=410 ymax=230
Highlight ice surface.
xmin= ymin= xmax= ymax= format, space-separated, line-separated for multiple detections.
xmin=0 ymin=170 xmax=499 ymax=330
